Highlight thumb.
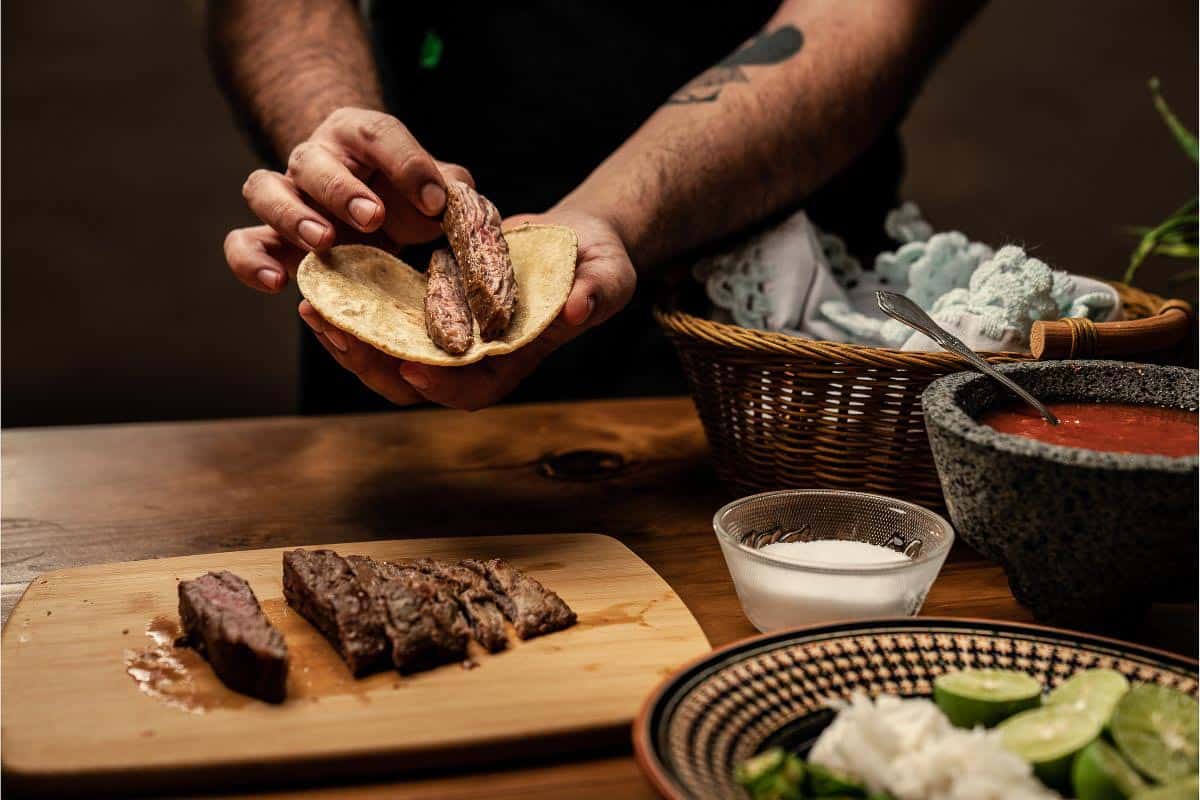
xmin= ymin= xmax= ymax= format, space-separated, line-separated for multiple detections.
xmin=560 ymin=258 xmax=635 ymax=330
xmin=515 ymin=259 xmax=631 ymax=363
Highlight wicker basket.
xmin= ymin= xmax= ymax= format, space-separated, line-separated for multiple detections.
xmin=655 ymin=282 xmax=1178 ymax=510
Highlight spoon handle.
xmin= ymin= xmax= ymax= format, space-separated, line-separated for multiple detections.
xmin=876 ymin=291 xmax=1060 ymax=425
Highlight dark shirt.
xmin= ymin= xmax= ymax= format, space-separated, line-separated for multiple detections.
xmin=300 ymin=2 xmax=902 ymax=413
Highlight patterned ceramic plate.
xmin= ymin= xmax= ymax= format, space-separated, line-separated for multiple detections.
xmin=633 ymin=617 xmax=1198 ymax=799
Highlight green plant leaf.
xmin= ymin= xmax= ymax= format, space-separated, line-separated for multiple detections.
xmin=1150 ymin=242 xmax=1199 ymax=259
xmin=1138 ymin=228 xmax=1197 ymax=245
xmin=1125 ymin=197 xmax=1200 ymax=284
xmin=1149 ymin=77 xmax=1199 ymax=164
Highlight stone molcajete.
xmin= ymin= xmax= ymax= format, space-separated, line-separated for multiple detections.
xmin=923 ymin=360 xmax=1198 ymax=627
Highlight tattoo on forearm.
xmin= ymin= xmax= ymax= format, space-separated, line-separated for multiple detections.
xmin=667 ymin=24 xmax=804 ymax=105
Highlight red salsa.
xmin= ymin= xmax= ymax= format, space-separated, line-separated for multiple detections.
xmin=981 ymin=402 xmax=1198 ymax=458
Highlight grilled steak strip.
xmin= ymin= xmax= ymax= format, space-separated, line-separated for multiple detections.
xmin=347 ymin=556 xmax=469 ymax=672
xmin=423 ymin=248 xmax=474 ymax=355
xmin=178 ymin=570 xmax=288 ymax=703
xmin=442 ymin=181 xmax=517 ymax=341
xmin=460 ymin=559 xmax=577 ymax=639
xmin=411 ymin=558 xmax=510 ymax=653
xmin=282 ymin=549 xmax=388 ymax=676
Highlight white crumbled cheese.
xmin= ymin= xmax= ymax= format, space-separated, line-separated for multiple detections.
xmin=809 ymin=693 xmax=1060 ymax=800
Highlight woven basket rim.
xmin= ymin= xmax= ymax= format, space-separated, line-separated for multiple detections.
xmin=654 ymin=279 xmax=1168 ymax=367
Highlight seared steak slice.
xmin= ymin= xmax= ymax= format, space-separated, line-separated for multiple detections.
xmin=423 ymin=248 xmax=474 ymax=355
xmin=347 ymin=556 xmax=469 ymax=673
xmin=178 ymin=570 xmax=288 ymax=703
xmin=442 ymin=181 xmax=517 ymax=341
xmin=282 ymin=549 xmax=388 ymax=676
xmin=411 ymin=558 xmax=509 ymax=653
xmin=460 ymin=559 xmax=576 ymax=639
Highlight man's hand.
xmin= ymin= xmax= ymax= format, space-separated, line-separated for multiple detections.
xmin=232 ymin=107 xmax=472 ymax=292
xmin=294 ymin=209 xmax=636 ymax=411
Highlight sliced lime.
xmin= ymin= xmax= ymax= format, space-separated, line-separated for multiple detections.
xmin=999 ymin=704 xmax=1103 ymax=789
xmin=934 ymin=668 xmax=1043 ymax=728
xmin=1132 ymin=775 xmax=1200 ymax=800
xmin=1111 ymin=684 xmax=1200 ymax=783
xmin=1072 ymin=739 xmax=1147 ymax=800
xmin=1048 ymin=669 xmax=1130 ymax=725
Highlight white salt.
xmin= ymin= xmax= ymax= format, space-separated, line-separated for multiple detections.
xmin=760 ymin=539 xmax=910 ymax=565
xmin=728 ymin=538 xmax=935 ymax=631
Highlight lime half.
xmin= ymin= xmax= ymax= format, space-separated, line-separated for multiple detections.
xmin=1048 ymin=669 xmax=1130 ymax=725
xmin=934 ymin=668 xmax=1043 ymax=728
xmin=1072 ymin=739 xmax=1146 ymax=800
xmin=1132 ymin=775 xmax=1200 ymax=800
xmin=999 ymin=704 xmax=1103 ymax=789
xmin=1111 ymin=684 xmax=1199 ymax=783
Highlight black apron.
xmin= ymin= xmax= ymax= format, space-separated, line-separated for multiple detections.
xmin=300 ymin=2 xmax=903 ymax=413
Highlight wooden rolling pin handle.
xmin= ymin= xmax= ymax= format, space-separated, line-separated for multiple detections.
xmin=1031 ymin=300 xmax=1194 ymax=360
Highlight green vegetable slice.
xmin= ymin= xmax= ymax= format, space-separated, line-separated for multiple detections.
xmin=735 ymin=747 xmax=786 ymax=786
xmin=780 ymin=753 xmax=805 ymax=786
xmin=934 ymin=668 xmax=1043 ymax=728
xmin=807 ymin=762 xmax=868 ymax=797
xmin=1072 ymin=739 xmax=1146 ymax=800
xmin=1111 ymin=684 xmax=1200 ymax=783
xmin=748 ymin=770 xmax=802 ymax=800
xmin=1048 ymin=669 xmax=1130 ymax=725
xmin=1132 ymin=775 xmax=1200 ymax=800
xmin=999 ymin=704 xmax=1104 ymax=790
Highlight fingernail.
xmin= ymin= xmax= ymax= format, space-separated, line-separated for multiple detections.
xmin=568 ymin=294 xmax=595 ymax=326
xmin=300 ymin=312 xmax=323 ymax=333
xmin=298 ymin=220 xmax=327 ymax=248
xmin=324 ymin=327 xmax=349 ymax=352
xmin=420 ymin=183 xmax=446 ymax=216
xmin=578 ymin=295 xmax=596 ymax=326
xmin=348 ymin=197 xmax=379 ymax=228
xmin=402 ymin=365 xmax=430 ymax=391
xmin=256 ymin=268 xmax=283 ymax=291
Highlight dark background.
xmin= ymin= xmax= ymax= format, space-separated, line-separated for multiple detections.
xmin=3 ymin=1 xmax=1197 ymax=427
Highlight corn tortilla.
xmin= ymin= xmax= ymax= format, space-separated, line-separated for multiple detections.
xmin=297 ymin=224 xmax=578 ymax=366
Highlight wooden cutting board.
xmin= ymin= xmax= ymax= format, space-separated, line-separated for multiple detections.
xmin=1 ymin=534 xmax=709 ymax=796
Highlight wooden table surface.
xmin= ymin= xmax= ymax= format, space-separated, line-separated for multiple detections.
xmin=3 ymin=396 xmax=1195 ymax=798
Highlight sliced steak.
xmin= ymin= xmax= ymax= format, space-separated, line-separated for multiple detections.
xmin=347 ymin=556 xmax=469 ymax=673
xmin=411 ymin=558 xmax=509 ymax=653
xmin=282 ymin=549 xmax=388 ymax=676
xmin=178 ymin=570 xmax=288 ymax=703
xmin=460 ymin=558 xmax=577 ymax=639
xmin=423 ymin=248 xmax=474 ymax=355
xmin=442 ymin=181 xmax=517 ymax=341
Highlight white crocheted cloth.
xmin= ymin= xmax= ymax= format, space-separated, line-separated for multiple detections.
xmin=696 ymin=204 xmax=1122 ymax=354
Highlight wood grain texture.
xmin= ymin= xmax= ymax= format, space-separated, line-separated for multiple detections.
xmin=2 ymin=534 xmax=708 ymax=796
xmin=2 ymin=396 xmax=1194 ymax=798
xmin=1031 ymin=302 xmax=1192 ymax=359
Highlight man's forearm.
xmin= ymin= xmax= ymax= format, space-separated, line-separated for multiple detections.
xmin=558 ymin=0 xmax=983 ymax=269
xmin=206 ymin=0 xmax=384 ymax=162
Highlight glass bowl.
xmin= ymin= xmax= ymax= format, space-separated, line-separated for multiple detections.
xmin=713 ymin=490 xmax=955 ymax=632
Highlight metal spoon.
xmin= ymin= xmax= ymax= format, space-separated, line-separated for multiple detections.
xmin=876 ymin=290 xmax=1059 ymax=425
